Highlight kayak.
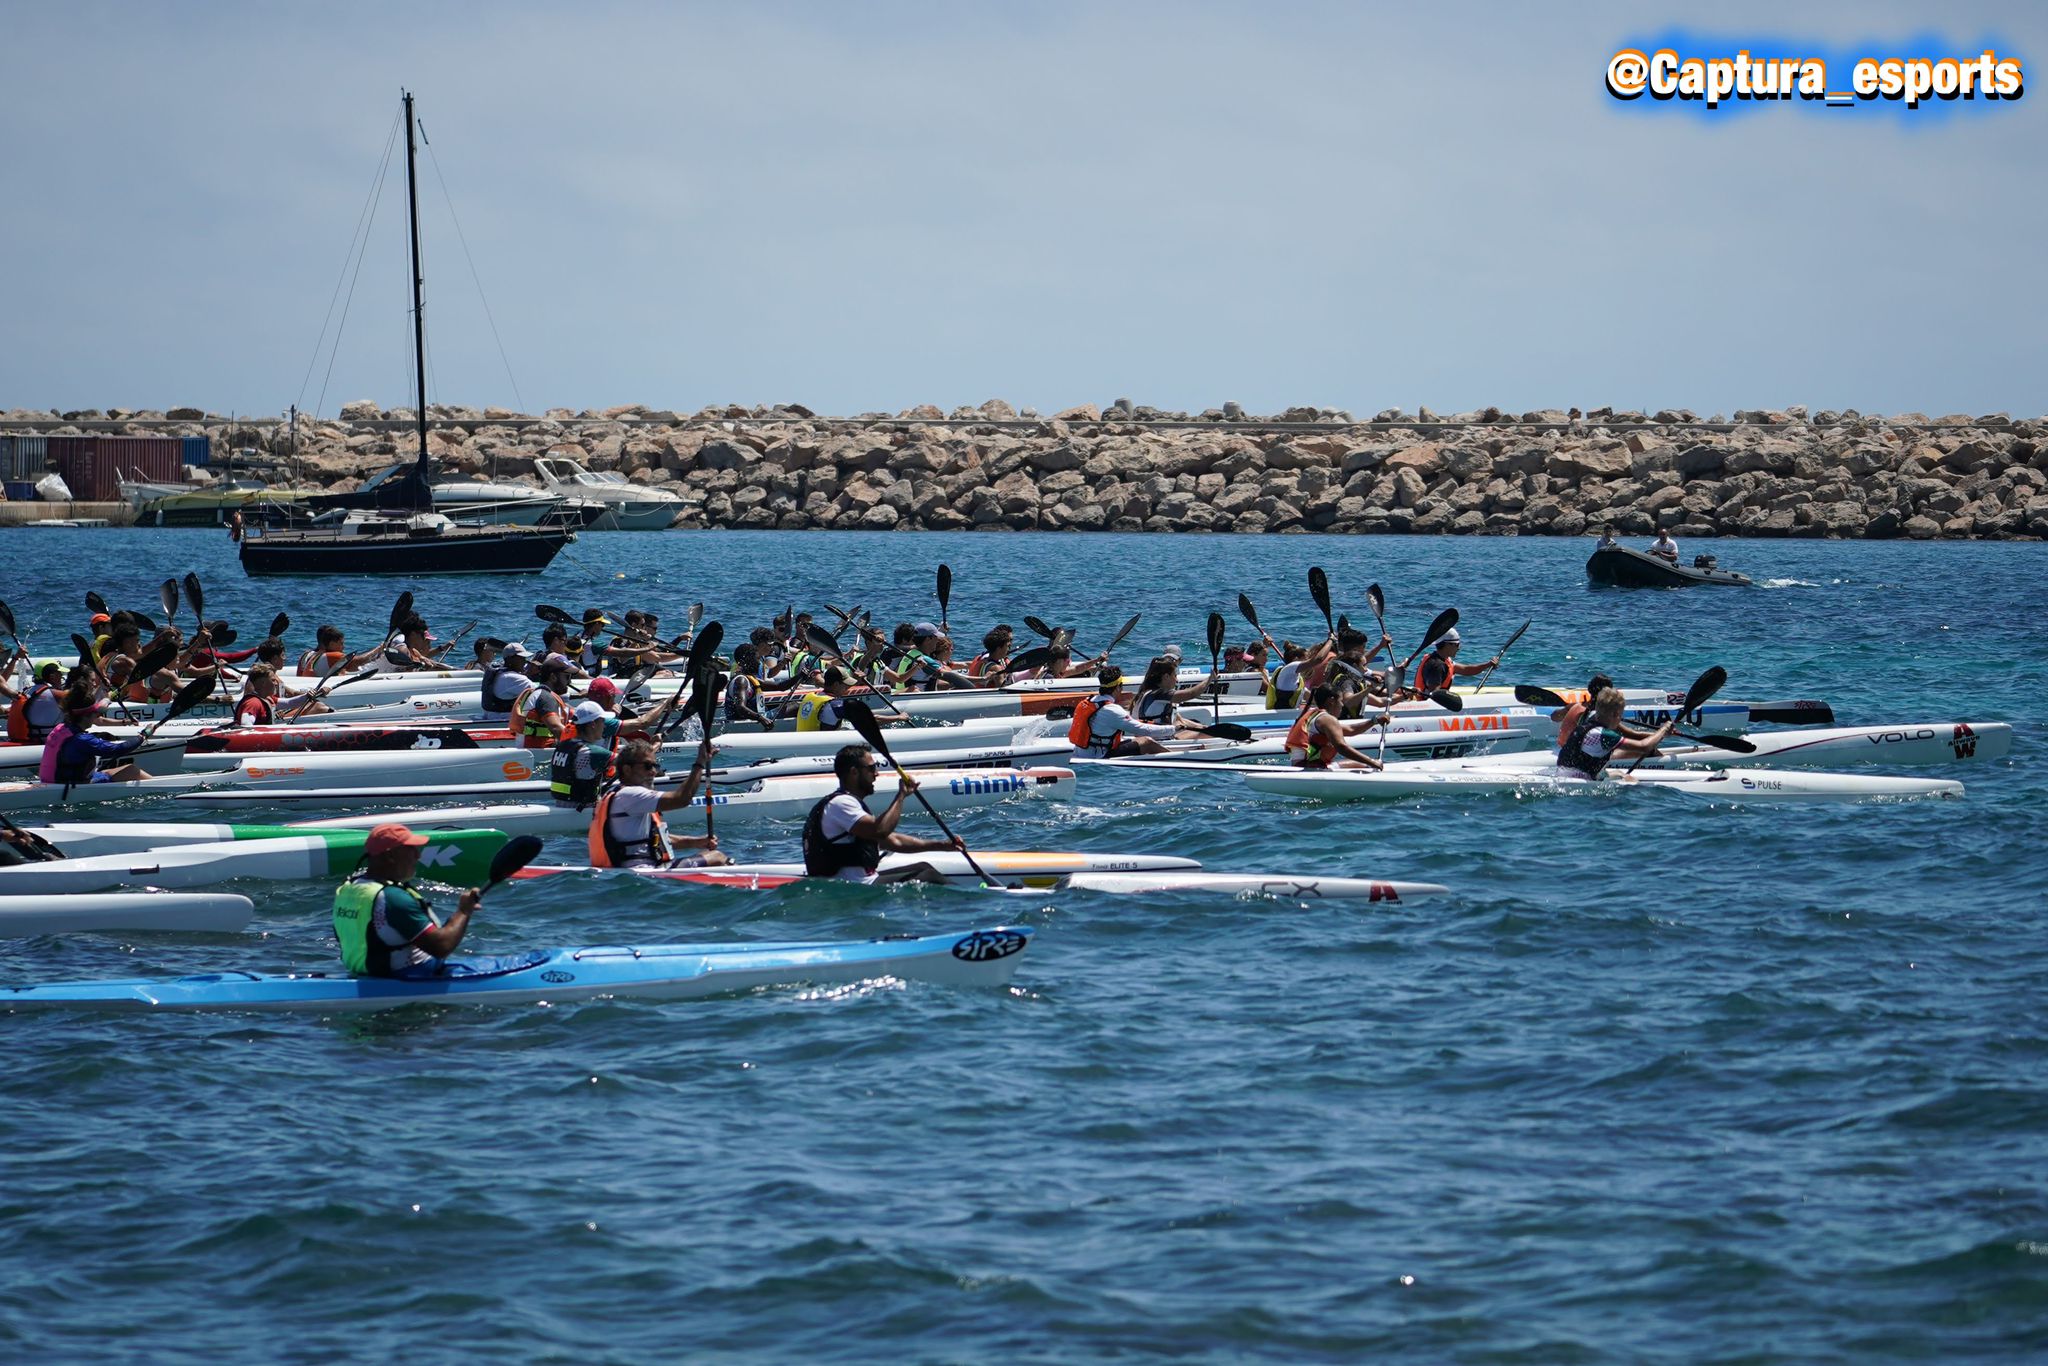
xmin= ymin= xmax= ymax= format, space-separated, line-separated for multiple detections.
xmin=1214 ymin=700 xmax=1750 ymax=737
xmin=1587 ymin=544 xmax=1753 ymax=588
xmin=0 ymin=891 xmax=256 ymax=937
xmin=0 ymin=736 xmax=190 ymax=779
xmin=201 ymin=748 xmax=555 ymax=788
xmin=518 ymin=849 xmax=1204 ymax=890
xmin=184 ymin=724 xmax=492 ymax=756
xmin=1653 ymin=722 xmax=2010 ymax=769
xmin=1073 ymin=727 xmax=1533 ymax=769
xmin=709 ymin=717 xmax=1047 ymax=761
xmin=1060 ymin=871 xmax=1448 ymax=901
xmin=0 ymin=773 xmax=231 ymax=813
xmin=0 ymin=829 xmax=508 ymax=896
xmin=0 ymin=925 xmax=1032 ymax=1012
xmin=1244 ymin=766 xmax=1965 ymax=803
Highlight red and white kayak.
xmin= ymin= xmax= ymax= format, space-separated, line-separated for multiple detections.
xmin=1244 ymin=765 xmax=1964 ymax=803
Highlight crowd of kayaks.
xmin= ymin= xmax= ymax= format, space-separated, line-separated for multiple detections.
xmin=0 ymin=627 xmax=2010 ymax=1013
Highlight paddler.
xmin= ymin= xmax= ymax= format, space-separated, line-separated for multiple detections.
xmin=331 ymin=823 xmax=483 ymax=979
xmin=800 ymin=743 xmax=964 ymax=884
xmin=1129 ymin=652 xmax=1223 ymax=740
xmin=1548 ymin=673 xmax=1615 ymax=746
xmin=1283 ymin=683 xmax=1387 ymax=769
xmin=1556 ymin=687 xmax=1675 ymax=777
xmin=233 ymin=665 xmax=283 ymax=726
xmin=511 ymin=654 xmax=575 ymax=750
xmin=548 ymin=700 xmax=613 ymax=808
xmin=480 ymin=642 xmax=529 ymax=717
xmin=1267 ymin=638 xmax=1329 ymax=710
xmin=39 ymin=689 xmax=147 ymax=786
xmin=588 ymin=739 xmax=729 ymax=868
xmin=723 ymin=644 xmax=778 ymax=731
xmin=1410 ymin=627 xmax=1497 ymax=698
xmin=298 ymin=624 xmax=379 ymax=679
xmin=7 ymin=662 xmax=67 ymax=743
xmin=538 ymin=623 xmax=591 ymax=678
xmin=579 ymin=676 xmax=679 ymax=742
xmin=794 ymin=667 xmax=904 ymax=732
xmin=1325 ymin=627 xmax=1397 ymax=717
xmin=383 ymin=614 xmax=452 ymax=673
xmin=1068 ymin=665 xmax=1178 ymax=756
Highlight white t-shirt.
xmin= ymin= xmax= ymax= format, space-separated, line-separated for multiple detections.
xmin=603 ymin=784 xmax=665 ymax=867
xmin=489 ymin=669 xmax=528 ymax=705
xmin=819 ymin=792 xmax=875 ymax=882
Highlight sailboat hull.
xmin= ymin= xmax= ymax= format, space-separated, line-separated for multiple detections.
xmin=239 ymin=524 xmax=570 ymax=576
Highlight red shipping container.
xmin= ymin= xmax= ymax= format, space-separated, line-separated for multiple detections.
xmin=46 ymin=436 xmax=117 ymax=502
xmin=100 ymin=435 xmax=185 ymax=484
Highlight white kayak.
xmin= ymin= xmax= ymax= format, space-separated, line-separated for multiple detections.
xmin=1651 ymin=722 xmax=2011 ymax=769
xmin=1060 ymin=871 xmax=1450 ymax=901
xmin=1244 ymin=765 xmax=1964 ymax=803
xmin=0 ymin=891 xmax=255 ymax=937
xmin=1075 ymin=727 xmax=1533 ymax=770
xmin=519 ymin=849 xmax=1205 ymax=890
xmin=0 ymin=773 xmax=230 ymax=813
xmin=709 ymin=717 xmax=1048 ymax=761
xmin=0 ymin=735 xmax=190 ymax=778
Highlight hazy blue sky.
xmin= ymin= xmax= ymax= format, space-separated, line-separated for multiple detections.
xmin=2 ymin=1 xmax=2040 ymax=418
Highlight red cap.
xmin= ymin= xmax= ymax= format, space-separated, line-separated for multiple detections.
xmin=585 ymin=676 xmax=621 ymax=701
xmin=364 ymin=823 xmax=431 ymax=857
xmin=89 ymin=613 xmax=111 ymax=626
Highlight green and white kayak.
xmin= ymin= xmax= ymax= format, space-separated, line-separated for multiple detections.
xmin=0 ymin=828 xmax=507 ymax=897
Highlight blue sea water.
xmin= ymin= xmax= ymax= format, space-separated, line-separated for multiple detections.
xmin=0 ymin=528 xmax=2042 ymax=1363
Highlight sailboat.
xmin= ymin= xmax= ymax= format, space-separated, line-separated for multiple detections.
xmin=240 ymin=91 xmax=572 ymax=577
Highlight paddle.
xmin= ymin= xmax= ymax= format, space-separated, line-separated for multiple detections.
xmin=1308 ymin=567 xmax=1334 ymax=639
xmin=937 ymin=564 xmax=952 ymax=632
xmin=1515 ymin=683 xmax=1751 ymax=753
xmin=694 ymin=666 xmax=723 ymax=841
xmin=0 ymin=812 xmax=63 ymax=861
xmin=0 ymin=600 xmax=17 ymax=650
xmin=1237 ymin=592 xmax=1261 ymax=635
xmin=481 ymin=833 xmax=546 ymax=894
xmin=803 ymin=624 xmax=907 ymax=717
xmin=142 ymin=675 xmax=218 ymax=738
xmin=388 ymin=590 xmax=413 ymax=638
xmin=1470 ymin=620 xmax=1529 ymax=693
xmin=131 ymin=637 xmax=178 ymax=682
xmin=1206 ymin=610 xmax=1226 ymax=725
xmin=1365 ymin=585 xmax=1393 ymax=766
xmin=183 ymin=573 xmax=205 ymax=628
xmin=1007 ymin=644 xmax=1056 ymax=676
xmin=658 ymin=622 xmax=724 ymax=736
xmin=1624 ymin=666 xmax=1729 ymax=774
xmin=85 ymin=590 xmax=108 ymax=616
xmin=1516 ymin=684 xmax=1570 ymax=708
xmin=302 ymin=665 xmax=381 ymax=709
xmin=841 ymin=697 xmax=1010 ymax=889
xmin=1396 ymin=608 xmax=1460 ymax=677
xmin=70 ymin=632 xmax=94 ymax=669
xmin=1023 ymin=614 xmax=1059 ymax=642
xmin=1096 ymin=613 xmax=1141 ymax=661
xmin=159 ymin=578 xmax=179 ymax=622
xmin=267 ymin=612 xmax=290 ymax=641
xmin=432 ymin=618 xmax=477 ymax=659
xmin=1189 ymin=720 xmax=1255 ymax=742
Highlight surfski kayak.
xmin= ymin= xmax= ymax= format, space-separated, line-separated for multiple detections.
xmin=0 ymin=773 xmax=231 ymax=813
xmin=0 ymin=891 xmax=256 ymax=937
xmin=0 ymin=829 xmax=508 ymax=896
xmin=517 ymin=850 xmax=1203 ymax=890
xmin=1244 ymin=766 xmax=1963 ymax=803
xmin=0 ymin=926 xmax=1032 ymax=1012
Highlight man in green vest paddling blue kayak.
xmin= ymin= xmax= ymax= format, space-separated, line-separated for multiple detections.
xmin=332 ymin=822 xmax=482 ymax=978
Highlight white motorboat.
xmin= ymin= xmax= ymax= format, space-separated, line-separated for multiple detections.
xmin=534 ymin=456 xmax=682 ymax=530
xmin=430 ymin=477 xmax=567 ymax=527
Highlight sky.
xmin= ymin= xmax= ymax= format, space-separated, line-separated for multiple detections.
xmin=2 ymin=1 xmax=2041 ymax=419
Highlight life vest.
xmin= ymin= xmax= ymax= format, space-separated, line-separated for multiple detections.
xmin=40 ymin=723 xmax=97 ymax=785
xmin=332 ymin=878 xmax=433 ymax=977
xmin=235 ymin=694 xmax=276 ymax=727
xmin=1132 ymin=690 xmax=1173 ymax=724
xmin=802 ymin=789 xmax=880 ymax=877
xmin=795 ymin=693 xmax=839 ymax=732
xmin=1556 ymin=711 xmax=1610 ymax=778
xmin=6 ymin=684 xmax=53 ymax=743
xmin=897 ymin=649 xmax=935 ymax=692
xmin=1066 ymin=694 xmax=1121 ymax=754
xmin=548 ymin=737 xmax=603 ymax=806
xmin=1284 ymin=707 xmax=1335 ymax=768
xmin=1269 ymin=662 xmax=1304 ymax=710
xmin=480 ymin=661 xmax=515 ymax=715
xmin=785 ymin=650 xmax=819 ymax=681
xmin=511 ymin=685 xmax=564 ymax=749
xmin=1413 ymin=654 xmax=1453 ymax=696
xmin=587 ymin=782 xmax=671 ymax=868
xmin=1555 ymin=700 xmax=1588 ymax=749
xmin=298 ymin=648 xmax=345 ymax=678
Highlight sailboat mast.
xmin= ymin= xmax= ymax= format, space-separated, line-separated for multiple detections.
xmin=403 ymin=90 xmax=429 ymax=474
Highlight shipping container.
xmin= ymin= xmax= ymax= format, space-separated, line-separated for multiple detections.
xmin=99 ymin=435 xmax=185 ymax=486
xmin=47 ymin=436 xmax=115 ymax=502
xmin=0 ymin=434 xmax=50 ymax=481
xmin=2 ymin=481 xmax=33 ymax=502
xmin=182 ymin=434 xmax=211 ymax=468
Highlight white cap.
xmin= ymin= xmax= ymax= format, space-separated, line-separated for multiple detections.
xmin=1438 ymin=627 xmax=1461 ymax=644
xmin=1160 ymin=644 xmax=1183 ymax=660
xmin=571 ymin=699 xmax=606 ymax=724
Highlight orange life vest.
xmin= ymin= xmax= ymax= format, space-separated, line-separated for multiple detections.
xmin=1413 ymin=654 xmax=1453 ymax=695
xmin=1284 ymin=707 xmax=1334 ymax=768
xmin=1067 ymin=695 xmax=1111 ymax=749
xmin=586 ymin=785 xmax=670 ymax=868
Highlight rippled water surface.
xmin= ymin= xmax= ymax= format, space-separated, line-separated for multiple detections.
xmin=1 ymin=529 xmax=2043 ymax=1361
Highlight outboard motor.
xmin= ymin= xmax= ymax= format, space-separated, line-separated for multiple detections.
xmin=1693 ymin=553 xmax=1718 ymax=570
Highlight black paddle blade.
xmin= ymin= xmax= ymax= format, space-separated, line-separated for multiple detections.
xmin=0 ymin=599 xmax=15 ymax=639
xmin=159 ymin=578 xmax=179 ymax=620
xmin=1237 ymin=592 xmax=1260 ymax=630
xmin=85 ymin=590 xmax=107 ymax=615
xmin=1009 ymin=645 xmax=1055 ymax=675
xmin=130 ymin=610 xmax=157 ymax=632
xmin=210 ymin=626 xmax=238 ymax=647
xmin=388 ymin=590 xmax=413 ymax=634
xmin=163 ymin=674 xmax=216 ymax=721
xmin=268 ymin=613 xmax=290 ymax=639
xmin=70 ymin=632 xmax=94 ymax=666
xmin=1206 ymin=611 xmax=1225 ymax=660
xmin=686 ymin=621 xmax=724 ymax=677
xmin=937 ymin=564 xmax=952 ymax=618
xmin=1202 ymin=721 xmax=1254 ymax=741
xmin=1417 ymin=608 xmax=1458 ymax=652
xmin=839 ymin=697 xmax=887 ymax=754
xmin=1337 ymin=613 xmax=1350 ymax=634
xmin=804 ymin=623 xmax=843 ymax=659
xmin=1022 ymin=615 xmax=1058 ymax=641
xmin=1689 ymin=732 xmax=1757 ymax=753
xmin=1515 ymin=684 xmax=1570 ymax=708
xmin=1680 ymin=665 xmax=1729 ymax=715
xmin=1308 ymin=567 xmax=1332 ymax=629
xmin=132 ymin=638 xmax=177 ymax=679
xmin=488 ymin=834 xmax=546 ymax=885
xmin=1365 ymin=583 xmax=1385 ymax=622
xmin=1498 ymin=620 xmax=1531 ymax=655
xmin=535 ymin=603 xmax=573 ymax=625
xmin=182 ymin=573 xmax=205 ymax=625
xmin=695 ymin=668 xmax=722 ymax=728
xmin=621 ymin=663 xmax=659 ymax=697
xmin=1426 ymin=689 xmax=1465 ymax=712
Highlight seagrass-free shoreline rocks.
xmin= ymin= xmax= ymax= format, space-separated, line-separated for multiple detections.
xmin=7 ymin=401 xmax=2046 ymax=539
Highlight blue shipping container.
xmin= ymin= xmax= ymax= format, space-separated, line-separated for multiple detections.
xmin=3 ymin=481 xmax=36 ymax=501
xmin=2 ymin=435 xmax=49 ymax=481
xmin=181 ymin=434 xmax=211 ymax=467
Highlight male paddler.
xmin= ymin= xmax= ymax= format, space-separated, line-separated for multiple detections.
xmin=801 ymin=743 xmax=964 ymax=884
xmin=1410 ymin=627 xmax=1498 ymax=697
xmin=587 ymin=739 xmax=730 ymax=868
xmin=1555 ymin=687 xmax=1675 ymax=777
xmin=549 ymin=699 xmax=613 ymax=808
xmin=1067 ymin=665 xmax=1179 ymax=756
xmin=1283 ymin=684 xmax=1387 ymax=770
xmin=332 ymin=822 xmax=482 ymax=978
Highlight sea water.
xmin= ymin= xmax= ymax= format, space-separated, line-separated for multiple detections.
xmin=0 ymin=529 xmax=2042 ymax=1361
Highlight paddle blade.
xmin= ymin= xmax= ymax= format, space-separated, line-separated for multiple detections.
xmin=182 ymin=573 xmax=205 ymax=625
xmin=1104 ymin=613 xmax=1141 ymax=656
xmin=1515 ymin=684 xmax=1569 ymax=708
xmin=535 ymin=603 xmax=573 ymax=625
xmin=937 ymin=564 xmax=952 ymax=620
xmin=132 ymin=638 xmax=176 ymax=679
xmin=129 ymin=610 xmax=157 ymax=632
xmin=1425 ymin=689 xmax=1465 ymax=712
xmin=804 ymin=623 xmax=843 ymax=660
xmin=1679 ymin=665 xmax=1729 ymax=715
xmin=387 ymin=590 xmax=413 ymax=635
xmin=70 ymin=632 xmax=93 ymax=666
xmin=488 ymin=834 xmax=546 ymax=886
xmin=1689 ymin=733 xmax=1757 ymax=753
xmin=839 ymin=697 xmax=887 ymax=756
xmin=1498 ymin=619 xmax=1531 ymax=655
xmin=686 ymin=621 xmax=724 ymax=677
xmin=1417 ymin=608 xmax=1459 ymax=652
xmin=1365 ymin=583 xmax=1385 ymax=624
xmin=0 ymin=599 xmax=14 ymax=640
xmin=687 ymin=602 xmax=703 ymax=632
xmin=1308 ymin=567 xmax=1332 ymax=628
xmin=1009 ymin=645 xmax=1054 ymax=675
xmin=1201 ymin=721 xmax=1254 ymax=741
xmin=159 ymin=578 xmax=178 ymax=620
xmin=1206 ymin=611 xmax=1225 ymax=661
xmin=1237 ymin=592 xmax=1260 ymax=630
xmin=695 ymin=668 xmax=721 ymax=728
xmin=210 ymin=626 xmax=238 ymax=647
xmin=620 ymin=663 xmax=660 ymax=697
xmin=1022 ymin=615 xmax=1058 ymax=641
xmin=1337 ymin=613 xmax=1350 ymax=635
xmin=85 ymin=590 xmax=107 ymax=615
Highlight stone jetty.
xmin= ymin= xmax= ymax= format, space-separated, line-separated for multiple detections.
xmin=7 ymin=401 xmax=2047 ymax=538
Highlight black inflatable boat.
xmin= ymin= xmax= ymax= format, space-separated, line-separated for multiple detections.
xmin=1586 ymin=545 xmax=1752 ymax=588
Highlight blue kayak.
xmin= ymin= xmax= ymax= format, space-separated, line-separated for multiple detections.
xmin=0 ymin=926 xmax=1032 ymax=1012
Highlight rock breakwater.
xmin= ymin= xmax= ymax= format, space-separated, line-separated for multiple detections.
xmin=8 ymin=401 xmax=2047 ymax=538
